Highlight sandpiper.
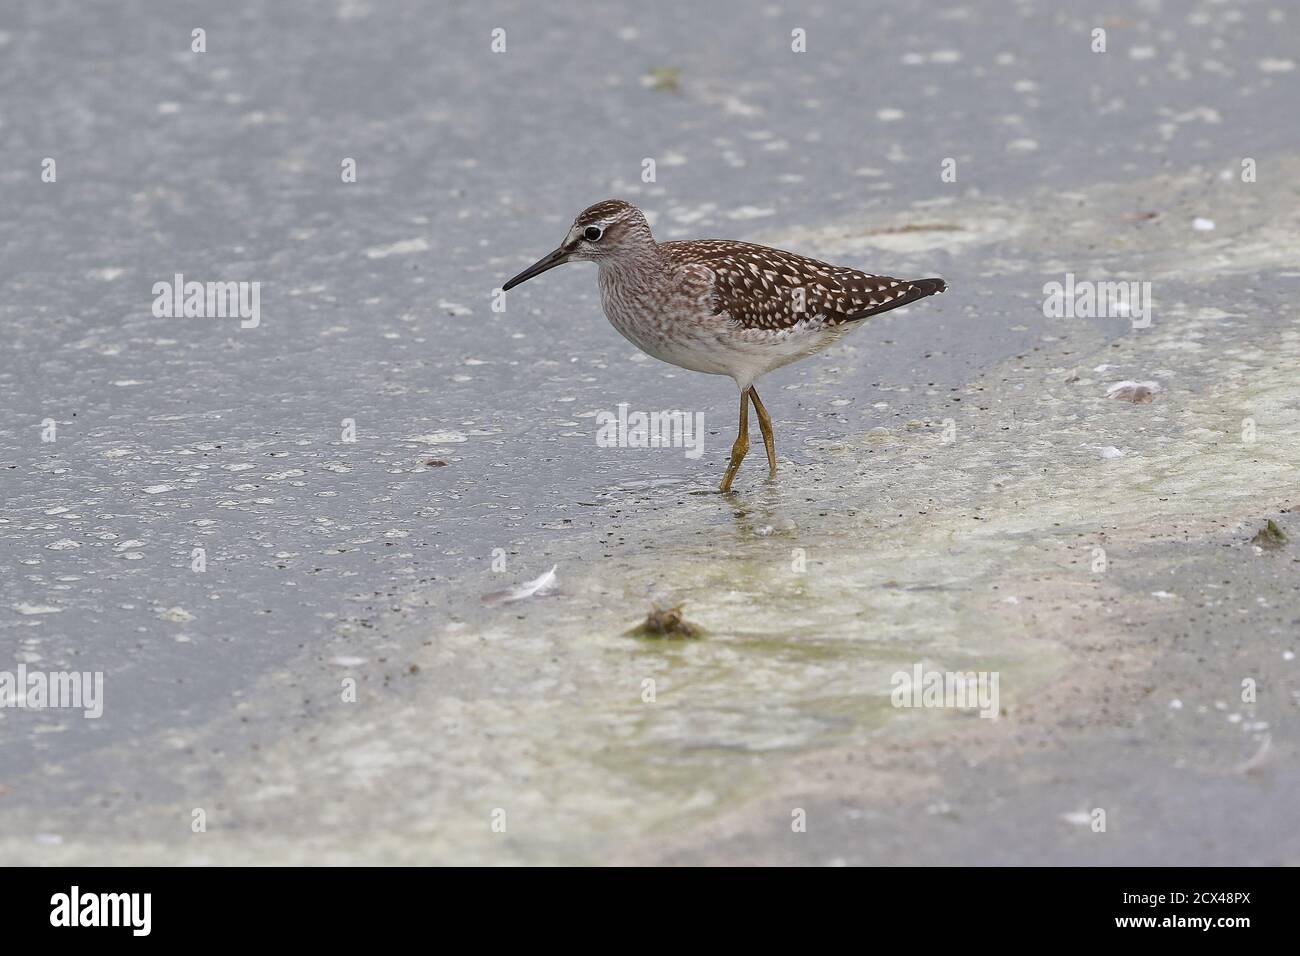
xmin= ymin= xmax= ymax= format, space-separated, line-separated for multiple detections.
xmin=503 ymin=199 xmax=946 ymax=492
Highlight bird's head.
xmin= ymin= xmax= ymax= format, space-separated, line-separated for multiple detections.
xmin=502 ymin=199 xmax=655 ymax=291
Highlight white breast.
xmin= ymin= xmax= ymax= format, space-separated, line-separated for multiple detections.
xmin=598 ymin=264 xmax=734 ymax=376
xmin=597 ymin=262 xmax=851 ymax=387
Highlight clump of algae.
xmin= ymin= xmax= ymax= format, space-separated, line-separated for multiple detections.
xmin=1250 ymin=519 xmax=1288 ymax=550
xmin=643 ymin=66 xmax=681 ymax=93
xmin=627 ymin=604 xmax=702 ymax=639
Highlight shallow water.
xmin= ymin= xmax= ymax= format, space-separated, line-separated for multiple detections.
xmin=7 ymin=184 xmax=1297 ymax=860
xmin=3 ymin=1 xmax=1298 ymax=863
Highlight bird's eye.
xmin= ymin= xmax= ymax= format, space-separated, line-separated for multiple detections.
xmin=584 ymin=226 xmax=603 ymax=242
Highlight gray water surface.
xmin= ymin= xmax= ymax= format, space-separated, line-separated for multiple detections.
xmin=2 ymin=0 xmax=1297 ymax=863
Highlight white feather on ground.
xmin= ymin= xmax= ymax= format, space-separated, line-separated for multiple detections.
xmin=481 ymin=565 xmax=558 ymax=606
xmin=1107 ymin=380 xmax=1161 ymax=403
xmin=1234 ymin=734 xmax=1274 ymax=775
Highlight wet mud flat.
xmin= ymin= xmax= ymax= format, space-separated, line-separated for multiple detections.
xmin=3 ymin=157 xmax=1297 ymax=865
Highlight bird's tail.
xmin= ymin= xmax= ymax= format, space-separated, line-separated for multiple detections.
xmin=849 ymin=276 xmax=946 ymax=322
xmin=910 ymin=277 xmax=947 ymax=297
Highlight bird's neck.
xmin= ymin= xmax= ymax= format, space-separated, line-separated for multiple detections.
xmin=598 ymin=242 xmax=669 ymax=289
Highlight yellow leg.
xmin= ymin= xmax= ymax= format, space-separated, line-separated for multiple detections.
xmin=719 ymin=389 xmax=751 ymax=493
xmin=748 ymin=385 xmax=777 ymax=478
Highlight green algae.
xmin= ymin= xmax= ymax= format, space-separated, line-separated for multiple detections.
xmin=1250 ymin=519 xmax=1288 ymax=550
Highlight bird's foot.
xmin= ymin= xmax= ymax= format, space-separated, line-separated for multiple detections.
xmin=719 ymin=437 xmax=749 ymax=493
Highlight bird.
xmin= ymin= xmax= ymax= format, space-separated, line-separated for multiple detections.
xmin=502 ymin=199 xmax=946 ymax=492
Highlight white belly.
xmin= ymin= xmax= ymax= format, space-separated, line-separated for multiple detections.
xmin=598 ymin=265 xmax=850 ymax=388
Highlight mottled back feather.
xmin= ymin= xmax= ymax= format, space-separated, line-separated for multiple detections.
xmin=660 ymin=239 xmax=945 ymax=331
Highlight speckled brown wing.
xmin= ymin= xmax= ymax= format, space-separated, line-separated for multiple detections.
xmin=661 ymin=239 xmax=945 ymax=331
